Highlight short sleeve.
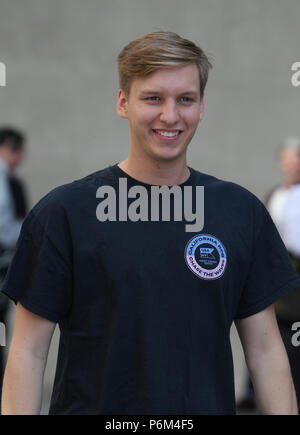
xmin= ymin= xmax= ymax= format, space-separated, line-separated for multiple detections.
xmin=1 ymin=188 xmax=73 ymax=323
xmin=235 ymin=199 xmax=300 ymax=319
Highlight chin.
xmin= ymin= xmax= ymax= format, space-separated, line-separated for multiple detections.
xmin=150 ymin=150 xmax=186 ymax=163
xmin=153 ymin=145 xmax=187 ymax=161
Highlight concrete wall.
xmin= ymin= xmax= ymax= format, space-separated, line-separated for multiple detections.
xmin=1 ymin=0 xmax=300 ymax=412
xmin=1 ymin=0 xmax=300 ymax=204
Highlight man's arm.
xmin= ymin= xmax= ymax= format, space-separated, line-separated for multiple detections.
xmin=235 ymin=304 xmax=298 ymax=415
xmin=1 ymin=302 xmax=56 ymax=415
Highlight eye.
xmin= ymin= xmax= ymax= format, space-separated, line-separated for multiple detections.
xmin=180 ymin=96 xmax=193 ymax=103
xmin=145 ymin=96 xmax=160 ymax=102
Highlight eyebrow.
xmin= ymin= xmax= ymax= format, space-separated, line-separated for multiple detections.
xmin=139 ymin=90 xmax=199 ymax=97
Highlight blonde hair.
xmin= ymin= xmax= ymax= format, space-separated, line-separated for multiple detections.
xmin=118 ymin=31 xmax=212 ymax=97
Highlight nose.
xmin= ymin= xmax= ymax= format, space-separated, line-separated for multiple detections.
xmin=159 ymin=99 xmax=180 ymax=125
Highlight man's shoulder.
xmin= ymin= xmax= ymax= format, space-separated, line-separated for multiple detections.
xmin=191 ymin=167 xmax=268 ymax=227
xmin=290 ymin=183 xmax=300 ymax=196
xmin=191 ymin=167 xmax=258 ymax=201
xmin=26 ymin=165 xmax=115 ymax=222
xmin=39 ymin=166 xmax=114 ymax=199
xmin=284 ymin=183 xmax=300 ymax=209
xmin=72 ymin=165 xmax=119 ymax=188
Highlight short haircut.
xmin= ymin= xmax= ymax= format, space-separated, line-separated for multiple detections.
xmin=0 ymin=127 xmax=25 ymax=151
xmin=118 ymin=31 xmax=212 ymax=98
xmin=280 ymin=136 xmax=300 ymax=153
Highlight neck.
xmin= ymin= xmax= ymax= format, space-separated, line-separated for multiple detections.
xmin=118 ymin=155 xmax=190 ymax=186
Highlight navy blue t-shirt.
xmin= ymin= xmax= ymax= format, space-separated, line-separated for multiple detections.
xmin=2 ymin=164 xmax=300 ymax=415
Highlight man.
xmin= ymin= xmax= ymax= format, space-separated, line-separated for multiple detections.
xmin=268 ymin=137 xmax=300 ymax=258
xmin=267 ymin=137 xmax=300 ymax=242
xmin=0 ymin=128 xmax=25 ymax=260
xmin=1 ymin=31 xmax=300 ymax=415
xmin=0 ymin=127 xmax=27 ymax=399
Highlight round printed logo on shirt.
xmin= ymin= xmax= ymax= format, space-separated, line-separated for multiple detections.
xmin=184 ymin=234 xmax=227 ymax=280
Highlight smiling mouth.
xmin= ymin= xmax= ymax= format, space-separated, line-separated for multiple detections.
xmin=152 ymin=129 xmax=182 ymax=138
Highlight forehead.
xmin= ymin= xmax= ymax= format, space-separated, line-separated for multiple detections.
xmin=280 ymin=149 xmax=300 ymax=160
xmin=130 ymin=63 xmax=200 ymax=95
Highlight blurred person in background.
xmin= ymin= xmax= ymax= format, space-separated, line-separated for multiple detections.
xmin=269 ymin=136 xmax=300 ymax=404
xmin=0 ymin=127 xmax=27 ymax=404
xmin=238 ymin=135 xmax=300 ymax=412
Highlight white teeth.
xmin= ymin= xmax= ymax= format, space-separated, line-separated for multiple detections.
xmin=155 ymin=130 xmax=180 ymax=137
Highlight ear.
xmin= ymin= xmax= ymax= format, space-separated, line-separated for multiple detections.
xmin=199 ymin=97 xmax=205 ymax=121
xmin=117 ymin=89 xmax=129 ymax=119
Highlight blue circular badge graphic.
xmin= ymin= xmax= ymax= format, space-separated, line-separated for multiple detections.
xmin=185 ymin=234 xmax=227 ymax=280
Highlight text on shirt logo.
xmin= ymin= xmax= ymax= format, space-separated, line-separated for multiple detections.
xmin=185 ymin=234 xmax=227 ymax=280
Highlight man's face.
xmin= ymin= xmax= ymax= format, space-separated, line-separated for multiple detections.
xmin=9 ymin=149 xmax=24 ymax=172
xmin=279 ymin=149 xmax=300 ymax=184
xmin=117 ymin=64 xmax=204 ymax=164
xmin=0 ymin=144 xmax=24 ymax=172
